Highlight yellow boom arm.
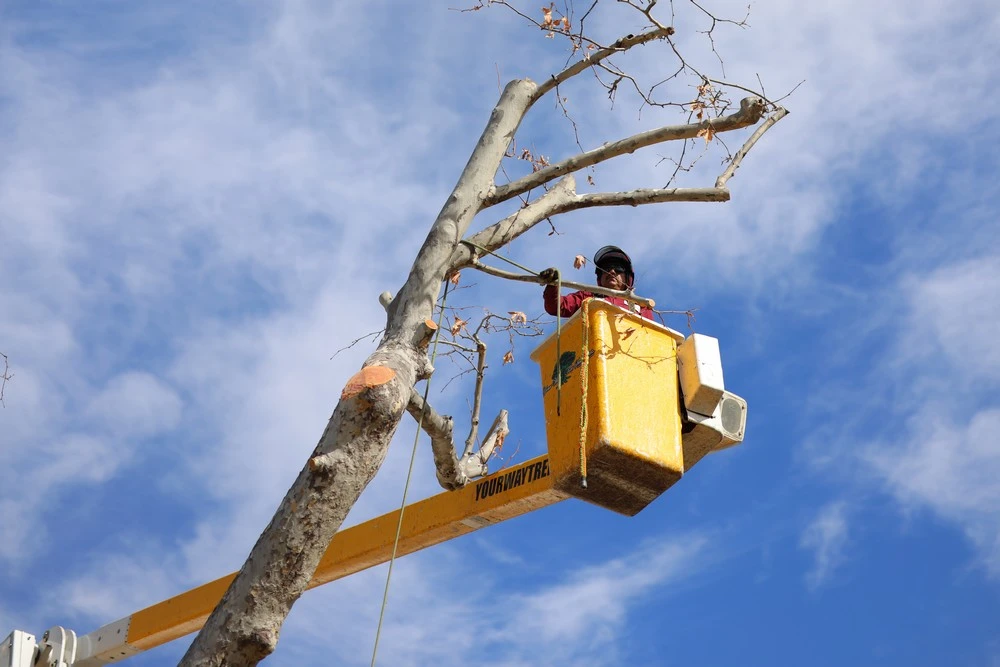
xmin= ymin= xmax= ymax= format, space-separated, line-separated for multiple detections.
xmin=8 ymin=302 xmax=745 ymax=667
xmin=76 ymin=456 xmax=566 ymax=665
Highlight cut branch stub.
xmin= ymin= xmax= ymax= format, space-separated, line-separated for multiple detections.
xmin=415 ymin=319 xmax=439 ymax=349
xmin=341 ymin=366 xmax=396 ymax=401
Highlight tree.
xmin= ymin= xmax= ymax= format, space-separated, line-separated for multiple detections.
xmin=180 ymin=2 xmax=787 ymax=664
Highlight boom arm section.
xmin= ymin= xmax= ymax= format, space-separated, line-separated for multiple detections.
xmin=52 ymin=456 xmax=564 ymax=666
xmin=5 ymin=307 xmax=748 ymax=667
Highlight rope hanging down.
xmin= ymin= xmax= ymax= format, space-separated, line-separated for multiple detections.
xmin=370 ymin=282 xmax=451 ymax=667
xmin=370 ymin=247 xmax=595 ymax=663
xmin=578 ymin=298 xmax=590 ymax=490
xmin=456 ymin=243 xmax=587 ymax=490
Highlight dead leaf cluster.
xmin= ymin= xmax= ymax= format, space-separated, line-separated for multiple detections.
xmin=541 ymin=3 xmax=570 ymax=36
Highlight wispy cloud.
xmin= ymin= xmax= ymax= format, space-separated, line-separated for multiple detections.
xmin=800 ymin=501 xmax=850 ymax=591
xmin=799 ymin=251 xmax=1000 ymax=577
xmin=862 ymin=254 xmax=1000 ymax=575
xmin=864 ymin=409 xmax=1000 ymax=577
xmin=899 ymin=256 xmax=1000 ymax=386
xmin=279 ymin=533 xmax=711 ymax=667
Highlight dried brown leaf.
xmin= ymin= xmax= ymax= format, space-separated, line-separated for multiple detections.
xmin=541 ymin=4 xmax=553 ymax=27
xmin=573 ymin=255 xmax=587 ymax=269
xmin=508 ymin=311 xmax=527 ymax=324
xmin=450 ymin=317 xmax=467 ymax=336
xmin=502 ymin=350 xmax=514 ymax=365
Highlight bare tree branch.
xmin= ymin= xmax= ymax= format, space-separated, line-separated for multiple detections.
xmin=485 ymin=95 xmax=764 ymax=206
xmin=0 ymin=352 xmax=9 ymax=407
xmin=464 ymin=339 xmax=488 ymax=455
xmin=534 ymin=27 xmax=675 ymax=100
xmin=406 ymin=389 xmax=509 ymax=489
xmin=406 ymin=390 xmax=465 ymax=490
xmin=716 ymin=106 xmax=789 ymax=188
xmin=434 ymin=338 xmax=479 ymax=355
xmin=468 ymin=258 xmax=656 ymax=310
xmin=383 ymin=78 xmax=539 ymax=342
xmin=457 ymin=176 xmax=578 ymax=261
xmin=451 ymin=175 xmax=728 ymax=272
xmin=573 ymin=186 xmax=729 ymax=207
xmin=472 ymin=409 xmax=509 ymax=465
xmin=330 ymin=329 xmax=384 ymax=360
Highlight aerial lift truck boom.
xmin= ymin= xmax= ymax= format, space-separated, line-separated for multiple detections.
xmin=3 ymin=301 xmax=747 ymax=667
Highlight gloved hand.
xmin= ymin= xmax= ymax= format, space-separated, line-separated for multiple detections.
xmin=538 ymin=267 xmax=560 ymax=285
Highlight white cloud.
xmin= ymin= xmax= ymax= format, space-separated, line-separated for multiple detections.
xmin=901 ymin=256 xmax=1000 ymax=385
xmin=800 ymin=501 xmax=850 ymax=591
xmin=500 ymin=537 xmax=707 ymax=646
xmin=0 ymin=0 xmax=466 ymax=580
xmin=0 ymin=500 xmax=34 ymax=565
xmin=278 ymin=533 xmax=710 ymax=667
xmin=843 ymin=254 xmax=1000 ymax=576
xmin=85 ymin=372 xmax=183 ymax=439
xmin=53 ymin=552 xmax=182 ymax=626
xmin=0 ymin=0 xmax=533 ymax=609
xmin=0 ymin=433 xmax=121 ymax=565
xmin=864 ymin=409 xmax=1000 ymax=577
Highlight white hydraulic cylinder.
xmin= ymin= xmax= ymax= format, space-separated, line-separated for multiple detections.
xmin=677 ymin=333 xmax=725 ymax=415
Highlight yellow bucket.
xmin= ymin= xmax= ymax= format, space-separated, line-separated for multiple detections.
xmin=530 ymin=299 xmax=685 ymax=516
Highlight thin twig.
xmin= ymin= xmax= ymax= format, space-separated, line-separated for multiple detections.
xmin=330 ymin=330 xmax=384 ymax=360
xmin=715 ymin=106 xmax=788 ymax=188
xmin=535 ymin=27 xmax=676 ymax=100
xmin=464 ymin=339 xmax=488 ymax=455
xmin=0 ymin=353 xmax=10 ymax=407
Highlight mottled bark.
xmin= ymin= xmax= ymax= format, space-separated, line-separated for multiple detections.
xmin=179 ymin=79 xmax=539 ymax=667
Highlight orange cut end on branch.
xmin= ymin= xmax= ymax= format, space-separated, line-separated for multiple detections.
xmin=341 ymin=365 xmax=396 ymax=400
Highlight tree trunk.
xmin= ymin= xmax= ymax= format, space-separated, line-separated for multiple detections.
xmin=178 ymin=79 xmax=538 ymax=667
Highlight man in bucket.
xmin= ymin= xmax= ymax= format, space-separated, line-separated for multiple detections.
xmin=539 ymin=245 xmax=654 ymax=320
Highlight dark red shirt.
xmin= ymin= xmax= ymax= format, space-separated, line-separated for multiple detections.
xmin=543 ymin=285 xmax=654 ymax=320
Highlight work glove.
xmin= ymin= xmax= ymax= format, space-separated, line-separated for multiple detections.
xmin=538 ymin=267 xmax=560 ymax=285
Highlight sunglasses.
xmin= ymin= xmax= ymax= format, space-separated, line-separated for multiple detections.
xmin=600 ymin=262 xmax=630 ymax=275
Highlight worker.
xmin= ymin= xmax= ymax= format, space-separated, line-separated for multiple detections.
xmin=539 ymin=245 xmax=655 ymax=319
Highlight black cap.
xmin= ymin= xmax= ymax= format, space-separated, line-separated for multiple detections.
xmin=594 ymin=245 xmax=632 ymax=269
xmin=593 ymin=245 xmax=635 ymax=287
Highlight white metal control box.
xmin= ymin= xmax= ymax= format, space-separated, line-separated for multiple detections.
xmin=677 ymin=333 xmax=725 ymax=415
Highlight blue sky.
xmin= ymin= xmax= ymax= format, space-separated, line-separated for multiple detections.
xmin=2 ymin=1 xmax=999 ymax=666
